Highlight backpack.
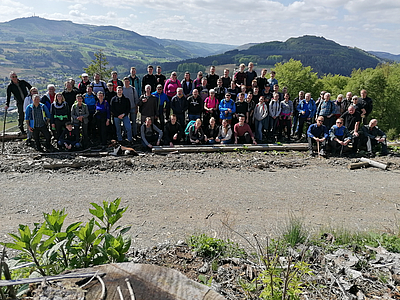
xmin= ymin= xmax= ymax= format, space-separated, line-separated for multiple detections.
xmin=184 ymin=120 xmax=196 ymax=136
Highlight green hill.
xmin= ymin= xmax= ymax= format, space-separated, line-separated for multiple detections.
xmin=162 ymin=35 xmax=384 ymax=76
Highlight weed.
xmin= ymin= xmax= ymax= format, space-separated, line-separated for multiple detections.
xmin=188 ymin=234 xmax=246 ymax=259
xmin=198 ymin=274 xmax=213 ymax=286
xmin=282 ymin=216 xmax=308 ymax=247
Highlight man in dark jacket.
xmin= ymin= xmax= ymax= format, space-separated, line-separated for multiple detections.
xmin=340 ymin=105 xmax=361 ymax=155
xmin=138 ymin=84 xmax=159 ymax=124
xmin=6 ymin=71 xmax=32 ymax=134
xmin=110 ymin=86 xmax=132 ymax=143
xmin=163 ymin=114 xmax=183 ymax=146
xmin=170 ymin=87 xmax=188 ymax=128
xmin=141 ymin=65 xmax=157 ymax=94
xmin=361 ymin=119 xmax=388 ymax=157
xmin=360 ymin=89 xmax=373 ymax=124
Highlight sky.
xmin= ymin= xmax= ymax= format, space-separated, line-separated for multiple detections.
xmin=1 ymin=0 xmax=400 ymax=54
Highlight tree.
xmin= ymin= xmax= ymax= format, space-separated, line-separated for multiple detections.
xmin=318 ymin=74 xmax=350 ymax=97
xmin=273 ymin=59 xmax=321 ymax=99
xmin=84 ymin=49 xmax=113 ymax=80
xmin=177 ymin=62 xmax=206 ymax=74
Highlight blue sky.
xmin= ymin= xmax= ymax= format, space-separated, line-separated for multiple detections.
xmin=1 ymin=0 xmax=400 ymax=54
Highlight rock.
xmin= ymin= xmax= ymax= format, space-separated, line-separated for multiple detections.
xmin=198 ymin=262 xmax=210 ymax=273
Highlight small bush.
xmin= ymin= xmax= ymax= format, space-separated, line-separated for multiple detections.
xmin=386 ymin=128 xmax=398 ymax=141
xmin=188 ymin=234 xmax=246 ymax=259
xmin=282 ymin=216 xmax=308 ymax=247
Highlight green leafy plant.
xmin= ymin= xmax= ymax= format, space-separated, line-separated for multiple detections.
xmin=282 ymin=216 xmax=308 ymax=247
xmin=89 ymin=198 xmax=129 ymax=234
xmin=198 ymin=274 xmax=213 ymax=287
xmin=188 ymin=234 xmax=246 ymax=259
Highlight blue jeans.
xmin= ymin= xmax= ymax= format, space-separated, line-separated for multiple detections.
xmin=130 ymin=109 xmax=137 ymax=137
xmin=114 ymin=116 xmax=132 ymax=141
xmin=188 ymin=114 xmax=200 ymax=122
xmin=255 ymin=118 xmax=269 ymax=141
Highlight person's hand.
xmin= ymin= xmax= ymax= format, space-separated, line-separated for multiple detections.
xmin=4 ymin=106 xmax=8 ymax=111
xmin=106 ymin=120 xmax=110 ymax=126
xmin=156 ymin=140 xmax=160 ymax=146
xmin=253 ymin=139 xmax=257 ymax=145
xmin=169 ymin=142 xmax=174 ymax=147
xmin=205 ymin=136 xmax=208 ymax=142
xmin=51 ymin=124 xmax=56 ymax=129
xmin=28 ymin=126 xmax=33 ymax=132
xmin=216 ymin=137 xmax=220 ymax=143
xmin=173 ymin=133 xmax=178 ymax=140
xmin=301 ymin=111 xmax=305 ymax=115
xmin=228 ymin=109 xmax=231 ymax=113
xmin=118 ymin=114 xmax=124 ymax=119
xmin=353 ymin=131 xmax=359 ymax=137
xmin=148 ymin=144 xmax=153 ymax=148
xmin=225 ymin=111 xmax=228 ymax=115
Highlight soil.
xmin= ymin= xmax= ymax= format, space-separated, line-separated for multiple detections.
xmin=1 ymin=140 xmax=400 ymax=299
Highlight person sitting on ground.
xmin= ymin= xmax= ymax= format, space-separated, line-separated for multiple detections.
xmin=188 ymin=118 xmax=208 ymax=144
xmin=58 ymin=122 xmax=81 ymax=151
xmin=340 ymin=105 xmax=361 ymax=155
xmin=234 ymin=114 xmax=257 ymax=145
xmin=71 ymin=94 xmax=90 ymax=148
xmin=307 ymin=116 xmax=328 ymax=157
xmin=141 ymin=117 xmax=163 ymax=150
xmin=218 ymin=119 xmax=233 ymax=144
xmin=163 ymin=114 xmax=183 ymax=147
xmin=205 ymin=117 xmax=220 ymax=144
xmin=329 ymin=117 xmax=352 ymax=156
xmin=360 ymin=119 xmax=388 ymax=157
xmin=25 ymin=94 xmax=52 ymax=152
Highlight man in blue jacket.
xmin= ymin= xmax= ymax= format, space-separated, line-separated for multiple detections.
xmin=25 ymin=94 xmax=52 ymax=152
xmin=307 ymin=116 xmax=328 ymax=157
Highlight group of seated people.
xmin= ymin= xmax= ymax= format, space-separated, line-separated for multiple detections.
xmin=6 ymin=64 xmax=388 ymax=156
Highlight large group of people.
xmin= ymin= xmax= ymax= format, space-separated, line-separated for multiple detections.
xmin=5 ymin=63 xmax=388 ymax=156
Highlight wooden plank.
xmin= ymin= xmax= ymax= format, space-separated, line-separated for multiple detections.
xmin=152 ymin=143 xmax=309 ymax=153
xmin=0 ymin=132 xmax=27 ymax=140
xmin=347 ymin=161 xmax=370 ymax=170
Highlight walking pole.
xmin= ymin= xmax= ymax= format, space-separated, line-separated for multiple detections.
xmin=2 ymin=109 xmax=7 ymax=155
xmin=317 ymin=139 xmax=320 ymax=159
xmin=339 ymin=144 xmax=344 ymax=157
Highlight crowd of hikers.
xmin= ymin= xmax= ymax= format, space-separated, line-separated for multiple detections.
xmin=5 ymin=63 xmax=388 ymax=157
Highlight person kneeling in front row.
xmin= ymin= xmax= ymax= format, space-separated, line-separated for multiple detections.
xmin=360 ymin=119 xmax=388 ymax=157
xmin=234 ymin=114 xmax=257 ymax=145
xmin=58 ymin=122 xmax=81 ymax=151
xmin=141 ymin=117 xmax=163 ymax=151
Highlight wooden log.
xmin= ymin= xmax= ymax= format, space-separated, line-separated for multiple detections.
xmin=0 ymin=132 xmax=27 ymax=140
xmin=43 ymin=162 xmax=85 ymax=169
xmin=360 ymin=157 xmax=387 ymax=170
xmin=347 ymin=161 xmax=370 ymax=170
xmin=152 ymin=143 xmax=308 ymax=153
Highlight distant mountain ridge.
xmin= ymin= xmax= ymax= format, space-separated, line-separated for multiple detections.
xmin=368 ymin=51 xmax=400 ymax=62
xmin=163 ymin=35 xmax=385 ymax=76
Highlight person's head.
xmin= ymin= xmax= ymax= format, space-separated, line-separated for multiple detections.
xmin=32 ymin=94 xmax=40 ymax=106
xmin=55 ymin=92 xmax=65 ymax=103
xmin=81 ymin=73 xmax=89 ymax=82
xmin=116 ymin=86 xmax=123 ymax=96
xmin=201 ymin=77 xmax=207 ymax=86
xmin=107 ymin=82 xmax=113 ymax=91
xmin=223 ymin=68 xmax=229 ymax=77
xmin=247 ymin=92 xmax=253 ymax=101
xmin=145 ymin=117 xmax=152 ymax=126
xmin=238 ymin=92 xmax=245 ymax=102
xmin=305 ymin=92 xmax=311 ymax=101
xmin=184 ymin=72 xmax=190 ymax=80
xmin=76 ymin=94 xmax=83 ymax=105
xmin=352 ymin=95 xmax=359 ymax=103
xmin=230 ymin=80 xmax=236 ymax=88
xmin=264 ymin=84 xmax=270 ymax=91
xmin=316 ymin=116 xmax=324 ymax=126
xmin=94 ymin=73 xmax=100 ymax=82
xmin=282 ymin=86 xmax=288 ymax=94
xmin=248 ymin=62 xmax=254 ymax=69
xmin=261 ymin=68 xmax=267 ymax=77
xmin=299 ymin=90 xmax=305 ymax=99
xmin=47 ymin=84 xmax=56 ymax=94
xmin=156 ymin=84 xmax=163 ymax=93
xmin=225 ymin=93 xmax=231 ymax=101
xmin=251 ymin=79 xmax=257 ymax=87
xmin=337 ymin=94 xmax=343 ymax=102
xmin=97 ymin=91 xmax=104 ymax=99
xmin=210 ymin=117 xmax=216 ymax=127
xmin=65 ymin=122 xmax=73 ymax=131
xmin=9 ymin=71 xmax=18 ymax=83
xmin=195 ymin=118 xmax=202 ymax=128
xmin=239 ymin=63 xmax=245 ymax=72
xmin=273 ymin=84 xmax=279 ymax=92
xmin=336 ymin=118 xmax=344 ymax=127
xmin=222 ymin=118 xmax=228 ymax=128
xmin=209 ymin=89 xmax=215 ymax=97
xmin=170 ymin=114 xmax=177 ymax=124
xmin=69 ymin=78 xmax=76 ymax=86
xmin=270 ymin=71 xmax=276 ymax=78
xmin=320 ymin=91 xmax=326 ymax=99
xmin=259 ymin=95 xmax=265 ymax=103
xmin=346 ymin=92 xmax=352 ymax=99
xmin=156 ymin=65 xmax=162 ymax=74
xmin=111 ymin=71 xmax=118 ymax=80
xmin=369 ymin=118 xmax=378 ymax=128
xmin=170 ymin=71 xmax=177 ymax=80
xmin=130 ymin=67 xmax=136 ymax=76
xmin=197 ymin=71 xmax=203 ymax=79
xmin=217 ymin=78 xmax=222 ymax=86
xmin=324 ymin=93 xmax=331 ymax=101
xmin=253 ymin=86 xmax=259 ymax=94
xmin=240 ymin=85 xmax=246 ymax=93
xmin=360 ymin=89 xmax=367 ymax=99
xmin=86 ymin=85 xmax=93 ymax=94
xmin=123 ymin=77 xmax=130 ymax=87
xmin=238 ymin=114 xmax=245 ymax=124
xmin=284 ymin=93 xmax=290 ymax=101
xmin=210 ymin=66 xmax=215 ymax=74
xmin=348 ymin=105 xmax=356 ymax=115
xmin=176 ymin=87 xmax=183 ymax=96
xmin=273 ymin=92 xmax=279 ymax=100
xmin=65 ymin=81 xmax=72 ymax=90
xmin=147 ymin=65 xmax=153 ymax=75
xmin=192 ymin=88 xmax=199 ymax=97
xmin=145 ymin=84 xmax=152 ymax=94
xmin=29 ymin=86 xmax=38 ymax=95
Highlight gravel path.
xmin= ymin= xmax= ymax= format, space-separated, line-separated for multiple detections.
xmin=1 ymin=159 xmax=400 ymax=250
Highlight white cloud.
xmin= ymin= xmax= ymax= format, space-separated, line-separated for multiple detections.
xmin=0 ymin=0 xmax=32 ymax=21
